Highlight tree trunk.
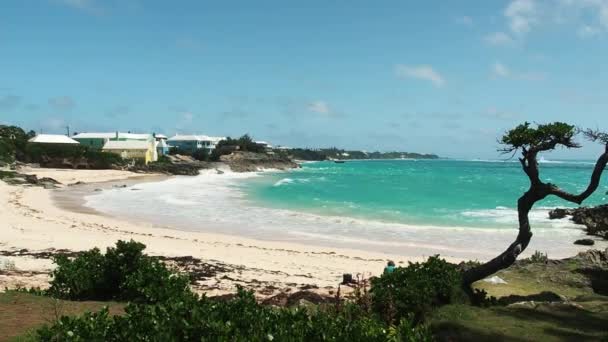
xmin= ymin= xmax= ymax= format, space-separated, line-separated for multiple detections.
xmin=462 ymin=145 xmax=608 ymax=287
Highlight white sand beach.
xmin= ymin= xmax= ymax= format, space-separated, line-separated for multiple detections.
xmin=0 ymin=167 xmax=416 ymax=297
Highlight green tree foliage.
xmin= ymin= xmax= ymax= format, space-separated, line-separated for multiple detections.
xmin=191 ymin=147 xmax=209 ymax=161
xmin=35 ymin=240 xmax=444 ymax=341
xmin=48 ymin=240 xmax=191 ymax=303
xmin=168 ymin=146 xmax=190 ymax=156
xmin=24 ymin=144 xmax=124 ymax=169
xmin=0 ymin=125 xmax=32 ymax=162
xmin=286 ymin=147 xmax=439 ymax=161
xmin=371 ymin=256 xmax=462 ymax=323
xmin=210 ymin=134 xmax=266 ymax=161
xmin=500 ymin=122 xmax=579 ymax=153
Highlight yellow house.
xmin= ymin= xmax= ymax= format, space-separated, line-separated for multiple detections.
xmin=101 ymin=140 xmax=155 ymax=164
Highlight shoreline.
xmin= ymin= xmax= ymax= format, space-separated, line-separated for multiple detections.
xmin=80 ymin=168 xmax=608 ymax=261
xmin=2 ymin=166 xmax=605 ymax=298
xmin=0 ymin=168 xmax=414 ymax=298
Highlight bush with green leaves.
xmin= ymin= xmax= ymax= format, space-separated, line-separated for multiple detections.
xmin=23 ymin=143 xmax=124 ymax=169
xmin=191 ymin=147 xmax=209 ymax=161
xmin=48 ymin=240 xmax=190 ymax=303
xmin=36 ymin=288 xmax=433 ymax=341
xmin=0 ymin=125 xmax=34 ymax=162
xmin=371 ymin=255 xmax=462 ymax=323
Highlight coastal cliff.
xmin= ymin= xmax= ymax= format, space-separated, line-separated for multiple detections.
xmin=219 ymin=151 xmax=300 ymax=172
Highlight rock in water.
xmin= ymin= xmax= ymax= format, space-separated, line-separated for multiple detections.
xmin=574 ymin=239 xmax=595 ymax=246
xmin=549 ymin=205 xmax=608 ymax=240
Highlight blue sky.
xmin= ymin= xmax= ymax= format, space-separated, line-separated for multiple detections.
xmin=1 ymin=0 xmax=607 ymax=158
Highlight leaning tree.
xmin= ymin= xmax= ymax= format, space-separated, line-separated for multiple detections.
xmin=463 ymin=122 xmax=608 ymax=287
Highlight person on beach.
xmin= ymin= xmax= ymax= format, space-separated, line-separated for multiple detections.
xmin=384 ymin=260 xmax=396 ymax=274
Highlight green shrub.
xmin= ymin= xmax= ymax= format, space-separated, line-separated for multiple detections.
xmin=528 ymin=250 xmax=548 ymax=264
xmin=209 ymin=134 xmax=266 ymax=161
xmin=23 ymin=143 xmax=124 ymax=169
xmin=36 ymin=288 xmax=433 ymax=341
xmin=0 ymin=125 xmax=33 ymax=162
xmin=191 ymin=148 xmax=209 ymax=161
xmin=168 ymin=147 xmax=190 ymax=155
xmin=155 ymin=155 xmax=172 ymax=164
xmin=371 ymin=255 xmax=462 ymax=323
xmin=0 ymin=138 xmax=16 ymax=162
xmin=47 ymin=240 xmax=190 ymax=303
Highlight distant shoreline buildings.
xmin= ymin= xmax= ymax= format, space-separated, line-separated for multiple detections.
xmin=27 ymin=130 xmax=275 ymax=165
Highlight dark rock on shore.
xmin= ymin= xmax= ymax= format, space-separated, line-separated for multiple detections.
xmin=1 ymin=172 xmax=61 ymax=189
xmin=130 ymin=160 xmax=213 ymax=176
xmin=549 ymin=205 xmax=608 ymax=239
xmin=574 ymin=239 xmax=595 ymax=246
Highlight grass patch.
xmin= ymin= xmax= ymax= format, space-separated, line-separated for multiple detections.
xmin=430 ymin=302 xmax=608 ymax=342
xmin=473 ymin=261 xmax=595 ymax=299
xmin=0 ymin=292 xmax=124 ymax=342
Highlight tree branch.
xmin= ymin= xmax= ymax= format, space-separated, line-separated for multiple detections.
xmin=546 ymin=148 xmax=608 ymax=205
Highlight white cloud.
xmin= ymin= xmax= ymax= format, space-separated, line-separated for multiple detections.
xmin=395 ymin=65 xmax=445 ymax=87
xmin=484 ymin=32 xmax=515 ymax=46
xmin=560 ymin=0 xmax=608 ymax=34
xmin=0 ymin=95 xmax=21 ymax=110
xmin=578 ymin=25 xmax=601 ymax=37
xmin=48 ymin=96 xmax=75 ymax=111
xmin=505 ymin=0 xmax=537 ymax=34
xmin=56 ymin=0 xmax=103 ymax=14
xmin=182 ymin=111 xmax=194 ymax=122
xmin=491 ymin=61 xmax=545 ymax=81
xmin=484 ymin=107 xmax=519 ymax=120
xmin=43 ymin=117 xmax=67 ymax=131
xmin=485 ymin=0 xmax=608 ymax=43
xmin=308 ymin=101 xmax=331 ymax=115
xmin=492 ymin=62 xmax=510 ymax=77
xmin=456 ymin=16 xmax=473 ymax=26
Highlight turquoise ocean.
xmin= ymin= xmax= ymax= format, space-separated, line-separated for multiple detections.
xmin=241 ymin=159 xmax=608 ymax=229
xmin=85 ymin=159 xmax=608 ymax=259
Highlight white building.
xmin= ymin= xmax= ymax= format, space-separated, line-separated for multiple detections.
xmin=102 ymin=140 xmax=156 ymax=164
xmin=28 ymin=134 xmax=80 ymax=145
xmin=167 ymin=135 xmax=225 ymax=153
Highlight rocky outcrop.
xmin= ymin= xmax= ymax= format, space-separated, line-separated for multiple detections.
xmin=549 ymin=205 xmax=608 ymax=239
xmin=1 ymin=172 xmax=61 ymax=189
xmin=131 ymin=161 xmax=212 ymax=176
xmin=574 ymin=239 xmax=595 ymax=246
xmin=220 ymin=151 xmax=300 ymax=172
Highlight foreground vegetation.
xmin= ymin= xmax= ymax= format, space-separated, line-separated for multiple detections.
xmin=20 ymin=240 xmax=456 ymax=341
xmin=3 ymin=241 xmax=607 ymax=341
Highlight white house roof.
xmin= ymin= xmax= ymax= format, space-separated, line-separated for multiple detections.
xmin=168 ymin=134 xmax=220 ymax=142
xmin=28 ymin=134 xmax=80 ymax=144
xmin=256 ymin=141 xmax=272 ymax=147
xmin=73 ymin=132 xmax=152 ymax=140
xmin=102 ymin=140 xmax=151 ymax=150
xmin=154 ymin=134 xmax=168 ymax=139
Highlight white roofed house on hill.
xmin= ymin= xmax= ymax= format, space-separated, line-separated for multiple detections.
xmin=28 ymin=134 xmax=80 ymax=145
xmin=72 ymin=132 xmax=153 ymax=150
xmin=167 ymin=135 xmax=226 ymax=153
